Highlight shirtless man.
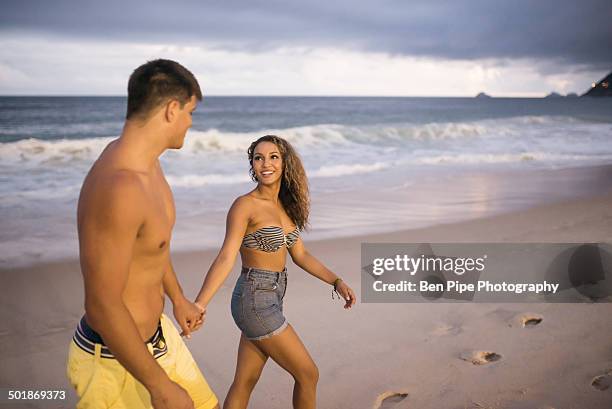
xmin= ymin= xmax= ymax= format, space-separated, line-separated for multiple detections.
xmin=66 ymin=59 xmax=219 ymax=409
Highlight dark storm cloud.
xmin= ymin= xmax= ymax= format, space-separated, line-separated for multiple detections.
xmin=2 ymin=0 xmax=611 ymax=70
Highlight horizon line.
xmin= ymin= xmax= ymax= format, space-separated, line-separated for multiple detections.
xmin=0 ymin=93 xmax=589 ymax=99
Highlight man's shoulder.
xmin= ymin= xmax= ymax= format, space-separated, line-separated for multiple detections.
xmin=80 ymin=167 xmax=149 ymax=216
xmin=88 ymin=166 xmax=146 ymax=194
xmin=85 ymin=140 xmax=147 ymax=194
xmin=107 ymin=168 xmax=146 ymax=189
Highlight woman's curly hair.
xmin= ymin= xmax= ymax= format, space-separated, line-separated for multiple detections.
xmin=247 ymin=135 xmax=310 ymax=230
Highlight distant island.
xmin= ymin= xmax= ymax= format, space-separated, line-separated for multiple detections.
xmin=475 ymin=92 xmax=492 ymax=98
xmin=582 ymin=71 xmax=612 ymax=97
xmin=543 ymin=70 xmax=611 ymax=98
xmin=545 ymin=92 xmax=563 ymax=98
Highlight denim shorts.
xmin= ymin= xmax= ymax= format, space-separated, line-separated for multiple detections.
xmin=231 ymin=266 xmax=288 ymax=340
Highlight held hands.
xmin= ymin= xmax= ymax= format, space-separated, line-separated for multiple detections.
xmin=172 ymin=297 xmax=206 ymax=338
xmin=191 ymin=301 xmax=206 ymax=333
xmin=334 ymin=279 xmax=356 ymax=309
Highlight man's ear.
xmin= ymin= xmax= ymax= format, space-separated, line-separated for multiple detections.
xmin=164 ymin=99 xmax=180 ymax=123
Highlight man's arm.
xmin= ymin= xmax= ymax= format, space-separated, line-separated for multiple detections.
xmin=162 ymin=252 xmax=204 ymax=338
xmin=79 ymin=172 xmax=193 ymax=409
xmin=157 ymin=161 xmax=205 ymax=337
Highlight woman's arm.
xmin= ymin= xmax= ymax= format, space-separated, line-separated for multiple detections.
xmin=194 ymin=197 xmax=250 ymax=310
xmin=162 ymin=250 xmax=204 ymax=338
xmin=289 ymin=239 xmax=356 ymax=308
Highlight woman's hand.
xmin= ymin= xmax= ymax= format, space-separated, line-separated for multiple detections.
xmin=173 ymin=297 xmax=205 ymax=338
xmin=189 ymin=301 xmax=206 ymax=333
xmin=335 ymin=280 xmax=356 ymax=309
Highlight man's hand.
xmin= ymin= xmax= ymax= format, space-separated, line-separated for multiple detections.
xmin=172 ymin=297 xmax=205 ymax=338
xmin=150 ymin=380 xmax=194 ymax=409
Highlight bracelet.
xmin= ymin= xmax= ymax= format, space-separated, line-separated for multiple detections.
xmin=331 ymin=278 xmax=343 ymax=300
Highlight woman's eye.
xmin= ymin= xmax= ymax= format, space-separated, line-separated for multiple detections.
xmin=271 ymin=155 xmax=279 ymax=159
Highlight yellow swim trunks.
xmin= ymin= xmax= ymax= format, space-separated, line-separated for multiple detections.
xmin=66 ymin=314 xmax=218 ymax=409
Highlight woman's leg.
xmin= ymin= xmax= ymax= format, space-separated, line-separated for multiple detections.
xmin=253 ymin=324 xmax=319 ymax=409
xmin=223 ymin=333 xmax=269 ymax=409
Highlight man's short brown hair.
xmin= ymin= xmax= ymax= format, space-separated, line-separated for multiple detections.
xmin=126 ymin=59 xmax=202 ymax=120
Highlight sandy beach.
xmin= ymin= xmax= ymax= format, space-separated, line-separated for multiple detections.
xmin=2 ymin=3 xmax=612 ymax=407
xmin=2 ymin=189 xmax=612 ymax=409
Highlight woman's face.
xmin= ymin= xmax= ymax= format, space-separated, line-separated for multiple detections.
xmin=252 ymin=141 xmax=283 ymax=185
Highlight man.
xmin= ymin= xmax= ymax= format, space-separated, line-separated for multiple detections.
xmin=67 ymin=59 xmax=219 ymax=409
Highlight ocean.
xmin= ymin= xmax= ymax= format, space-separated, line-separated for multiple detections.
xmin=1 ymin=96 xmax=612 ymax=268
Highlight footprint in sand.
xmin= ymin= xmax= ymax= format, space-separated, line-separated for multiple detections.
xmin=591 ymin=369 xmax=612 ymax=391
xmin=492 ymin=402 xmax=555 ymax=409
xmin=430 ymin=323 xmax=462 ymax=336
xmin=508 ymin=313 xmax=543 ymax=328
xmin=373 ymin=391 xmax=409 ymax=409
xmin=460 ymin=350 xmax=502 ymax=365
xmin=500 ymin=403 xmax=556 ymax=409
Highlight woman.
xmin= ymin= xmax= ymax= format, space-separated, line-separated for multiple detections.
xmin=194 ymin=135 xmax=355 ymax=409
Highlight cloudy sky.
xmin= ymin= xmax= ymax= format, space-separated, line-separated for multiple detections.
xmin=1 ymin=0 xmax=611 ymax=96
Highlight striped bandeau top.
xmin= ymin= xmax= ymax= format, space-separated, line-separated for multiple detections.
xmin=242 ymin=226 xmax=301 ymax=252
